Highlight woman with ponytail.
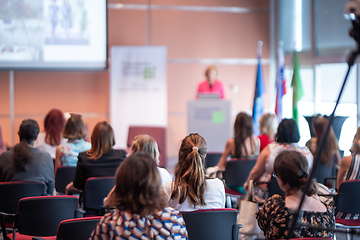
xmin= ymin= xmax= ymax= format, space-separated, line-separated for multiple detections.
xmin=0 ymin=119 xmax=55 ymax=195
xmin=162 ymin=133 xmax=225 ymax=211
xmin=256 ymin=150 xmax=334 ymax=240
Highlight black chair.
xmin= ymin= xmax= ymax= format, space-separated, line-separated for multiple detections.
xmin=0 ymin=181 xmax=46 ymax=237
xmin=223 ymin=158 xmax=257 ymax=196
xmin=181 ymin=208 xmax=239 ymax=240
xmin=205 ymin=152 xmax=222 ymax=168
xmin=82 ymin=177 xmax=115 ymax=215
xmin=313 ymin=157 xmax=336 ymax=187
xmin=334 ymin=180 xmax=360 ymax=240
xmin=55 ymin=166 xmax=77 ymax=194
xmin=266 ymin=176 xmax=285 ymax=198
xmin=0 ymin=195 xmax=80 ymax=240
xmin=0 ymin=181 xmax=46 ymax=215
xmin=33 ymin=216 xmax=102 ymax=240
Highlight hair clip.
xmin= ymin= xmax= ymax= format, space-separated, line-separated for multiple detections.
xmin=192 ymin=146 xmax=198 ymax=151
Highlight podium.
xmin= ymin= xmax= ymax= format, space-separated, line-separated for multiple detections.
xmin=188 ymin=100 xmax=231 ymax=152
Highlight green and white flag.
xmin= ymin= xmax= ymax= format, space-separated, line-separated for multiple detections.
xmin=291 ymin=51 xmax=304 ymax=125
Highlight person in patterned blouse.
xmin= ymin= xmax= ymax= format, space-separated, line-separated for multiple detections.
xmin=255 ymin=150 xmax=335 ymax=240
xmin=90 ymin=152 xmax=188 ymax=240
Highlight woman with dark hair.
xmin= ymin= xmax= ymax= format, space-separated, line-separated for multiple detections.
xmin=306 ymin=115 xmax=341 ymax=166
xmin=256 ymin=150 xmax=334 ymax=240
xmin=0 ymin=119 xmax=55 ymax=195
xmin=34 ymin=109 xmax=66 ymax=158
xmin=244 ymin=119 xmax=313 ymax=189
xmin=217 ymin=112 xmax=260 ymax=170
xmin=65 ymin=121 xmax=127 ymax=193
xmin=90 ymin=152 xmax=188 ymax=239
xmin=55 ymin=114 xmax=91 ymax=173
xmin=162 ymin=133 xmax=225 ymax=211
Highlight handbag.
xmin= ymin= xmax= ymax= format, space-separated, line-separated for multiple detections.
xmin=238 ymin=180 xmax=262 ymax=235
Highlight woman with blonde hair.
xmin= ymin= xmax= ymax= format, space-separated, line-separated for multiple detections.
xmin=91 ymin=152 xmax=188 ymax=239
xmin=130 ymin=134 xmax=172 ymax=184
xmin=55 ymin=114 xmax=91 ymax=173
xmin=258 ymin=113 xmax=278 ymax=152
xmin=65 ymin=121 xmax=126 ymax=193
xmin=105 ymin=134 xmax=171 ymax=207
xmin=162 ymin=133 xmax=225 ymax=211
xmin=196 ymin=65 xmax=226 ymax=99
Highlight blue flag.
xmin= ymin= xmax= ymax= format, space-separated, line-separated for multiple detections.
xmin=252 ymin=53 xmax=265 ymax=135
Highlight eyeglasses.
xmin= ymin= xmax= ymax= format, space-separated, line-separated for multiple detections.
xmin=272 ymin=171 xmax=277 ymax=178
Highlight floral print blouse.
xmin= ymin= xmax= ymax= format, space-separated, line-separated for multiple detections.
xmin=90 ymin=207 xmax=188 ymax=240
xmin=256 ymin=195 xmax=334 ymax=240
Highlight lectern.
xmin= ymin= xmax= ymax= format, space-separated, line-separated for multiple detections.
xmin=188 ymin=100 xmax=231 ymax=152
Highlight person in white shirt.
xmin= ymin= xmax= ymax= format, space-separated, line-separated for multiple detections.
xmin=162 ymin=133 xmax=225 ymax=212
xmin=105 ymin=134 xmax=172 ymax=207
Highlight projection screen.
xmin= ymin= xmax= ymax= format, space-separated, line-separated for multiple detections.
xmin=0 ymin=0 xmax=107 ymax=70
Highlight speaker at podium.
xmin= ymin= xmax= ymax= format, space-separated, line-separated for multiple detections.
xmin=188 ymin=99 xmax=231 ymax=152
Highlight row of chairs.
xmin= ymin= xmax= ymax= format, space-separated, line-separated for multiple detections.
xmin=0 ymin=177 xmax=115 ymax=220
xmin=0 ymin=194 xmax=100 ymax=240
xmin=205 ymin=152 xmax=337 ymax=187
xmin=2 ymin=180 xmax=360 ymax=239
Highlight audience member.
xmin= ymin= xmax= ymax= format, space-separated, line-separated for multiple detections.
xmin=196 ymin=65 xmax=226 ymax=99
xmin=34 ymin=109 xmax=66 ymax=159
xmin=105 ymin=134 xmax=172 ymax=207
xmin=162 ymin=133 xmax=225 ymax=211
xmin=65 ymin=121 xmax=127 ymax=194
xmin=336 ymin=126 xmax=360 ymax=219
xmin=217 ymin=112 xmax=260 ymax=170
xmin=258 ymin=113 xmax=278 ymax=152
xmin=90 ymin=152 xmax=188 ymax=240
xmin=129 ymin=134 xmax=172 ymax=184
xmin=55 ymin=114 xmax=91 ymax=173
xmin=244 ymin=118 xmax=313 ymax=189
xmin=306 ymin=115 xmax=341 ymax=166
xmin=0 ymin=119 xmax=55 ymax=195
xmin=256 ymin=150 xmax=334 ymax=240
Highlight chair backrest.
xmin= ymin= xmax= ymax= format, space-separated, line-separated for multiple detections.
xmin=205 ymin=152 xmax=222 ymax=168
xmin=56 ymin=217 xmax=101 ymax=240
xmin=181 ymin=208 xmax=238 ymax=240
xmin=267 ymin=176 xmax=285 ymax=197
xmin=55 ymin=166 xmax=77 ymax=194
xmin=223 ymin=159 xmax=257 ymax=187
xmin=16 ymin=196 xmax=79 ymax=236
xmin=313 ymin=157 xmax=336 ymax=185
xmin=83 ymin=177 xmax=115 ymax=210
xmin=335 ymin=180 xmax=360 ymax=214
xmin=0 ymin=181 xmax=46 ymax=214
xmin=127 ymin=126 xmax=167 ymax=167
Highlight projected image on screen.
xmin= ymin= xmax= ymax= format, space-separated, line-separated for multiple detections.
xmin=0 ymin=0 xmax=43 ymax=62
xmin=45 ymin=0 xmax=89 ymax=45
xmin=0 ymin=0 xmax=107 ymax=70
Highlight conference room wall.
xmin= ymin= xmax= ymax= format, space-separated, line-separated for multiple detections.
xmin=0 ymin=1 xmax=270 ymax=160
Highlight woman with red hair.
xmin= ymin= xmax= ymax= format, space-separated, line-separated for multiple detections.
xmin=34 ymin=109 xmax=66 ymax=158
